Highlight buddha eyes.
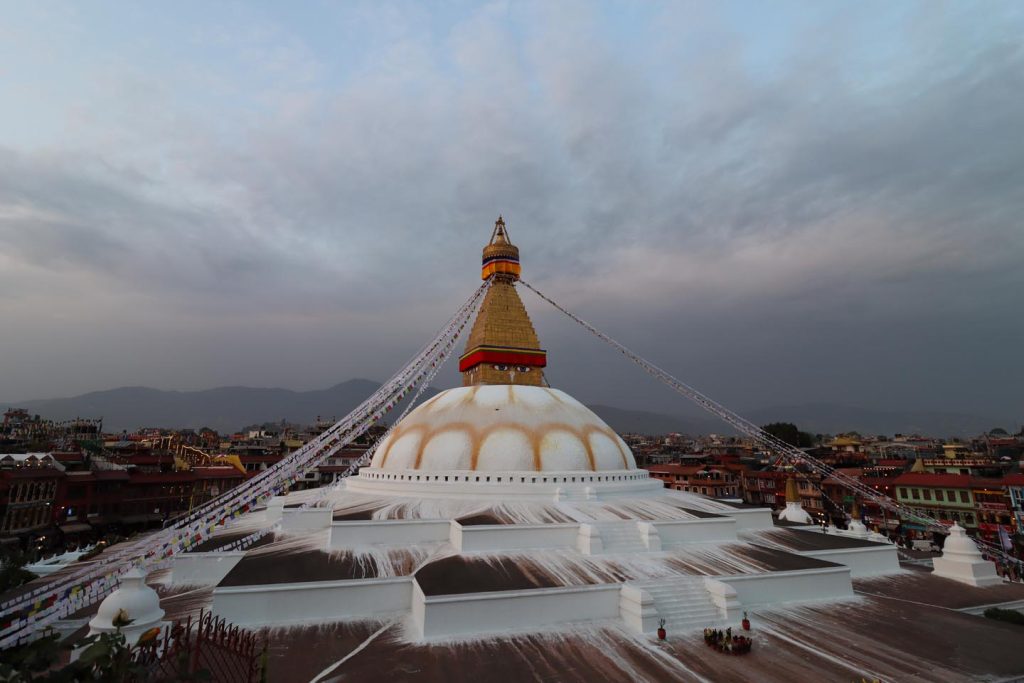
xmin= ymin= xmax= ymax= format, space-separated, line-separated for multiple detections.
xmin=492 ymin=365 xmax=532 ymax=372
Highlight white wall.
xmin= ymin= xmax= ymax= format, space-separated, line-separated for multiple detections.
xmin=170 ymin=551 xmax=246 ymax=586
xmin=714 ymin=567 xmax=853 ymax=606
xmin=653 ymin=518 xmax=738 ymax=545
xmin=413 ymin=583 xmax=621 ymax=639
xmin=719 ymin=508 xmax=774 ymax=531
xmin=451 ymin=523 xmax=578 ymax=552
xmin=212 ymin=577 xmax=412 ymax=627
xmin=328 ymin=520 xmax=451 ymax=549
xmin=800 ymin=545 xmax=901 ymax=578
xmin=280 ymin=508 xmax=333 ymax=532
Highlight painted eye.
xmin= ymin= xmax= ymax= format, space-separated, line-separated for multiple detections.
xmin=516 ymin=366 xmax=531 ymax=372
xmin=493 ymin=364 xmax=509 ymax=371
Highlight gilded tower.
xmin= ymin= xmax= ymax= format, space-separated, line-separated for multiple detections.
xmin=458 ymin=217 xmax=547 ymax=386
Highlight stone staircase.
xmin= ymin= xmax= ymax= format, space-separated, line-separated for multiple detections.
xmin=639 ymin=577 xmax=722 ymax=632
xmin=595 ymin=521 xmax=647 ymax=553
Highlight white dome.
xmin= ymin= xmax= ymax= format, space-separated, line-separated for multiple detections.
xmin=371 ymin=386 xmax=636 ymax=472
xmin=778 ymin=501 xmax=813 ymax=525
xmin=88 ymin=568 xmax=164 ymax=636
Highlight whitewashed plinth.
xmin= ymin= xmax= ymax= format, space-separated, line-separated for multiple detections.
xmin=932 ymin=524 xmax=1002 ymax=588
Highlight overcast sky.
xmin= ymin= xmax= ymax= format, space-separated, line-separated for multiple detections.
xmin=1 ymin=1 xmax=1022 ymax=420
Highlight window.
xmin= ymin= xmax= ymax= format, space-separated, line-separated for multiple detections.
xmin=922 ymin=490 xmax=931 ymax=501
xmin=911 ymin=489 xmax=920 ymax=500
xmin=934 ymin=490 xmax=944 ymax=502
xmin=899 ymin=488 xmax=908 ymax=498
xmin=959 ymin=491 xmax=969 ymax=503
xmin=964 ymin=513 xmax=974 ymax=525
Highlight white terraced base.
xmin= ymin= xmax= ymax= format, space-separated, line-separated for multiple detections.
xmin=594 ymin=521 xmax=647 ymax=554
xmin=639 ymin=577 xmax=722 ymax=632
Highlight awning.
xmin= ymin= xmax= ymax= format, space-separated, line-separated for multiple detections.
xmin=59 ymin=523 xmax=92 ymax=534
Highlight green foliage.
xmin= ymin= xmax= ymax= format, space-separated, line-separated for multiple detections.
xmin=989 ymin=427 xmax=1009 ymax=436
xmin=0 ymin=551 xmax=37 ymax=593
xmin=761 ymin=422 xmax=815 ymax=448
xmin=0 ymin=631 xmax=64 ymax=680
xmin=0 ymin=627 xmax=212 ymax=682
xmin=984 ymin=607 xmax=1024 ymax=626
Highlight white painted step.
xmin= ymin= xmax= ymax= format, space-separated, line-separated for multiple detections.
xmin=594 ymin=521 xmax=648 ymax=553
xmin=635 ymin=577 xmax=723 ymax=632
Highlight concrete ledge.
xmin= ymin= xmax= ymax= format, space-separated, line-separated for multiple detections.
xmin=212 ymin=576 xmax=412 ymax=626
xmin=452 ymin=523 xmax=579 ymax=552
xmin=328 ymin=519 xmax=451 ymax=549
xmin=714 ymin=566 xmax=853 ymax=606
xmin=280 ymin=508 xmax=333 ymax=532
xmin=720 ymin=508 xmax=774 ymax=531
xmin=412 ymin=582 xmax=620 ymax=639
xmin=170 ymin=551 xmax=246 ymax=586
xmin=576 ymin=524 xmax=603 ymax=555
xmin=933 ymin=556 xmax=1003 ymax=588
xmin=619 ymin=584 xmax=659 ymax=634
xmin=703 ymin=578 xmax=742 ymax=621
xmin=800 ymin=545 xmax=901 ymax=578
xmin=653 ymin=518 xmax=738 ymax=545
xmin=264 ymin=496 xmax=287 ymax=524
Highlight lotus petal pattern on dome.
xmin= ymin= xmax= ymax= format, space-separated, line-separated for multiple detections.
xmin=370 ymin=385 xmax=636 ymax=472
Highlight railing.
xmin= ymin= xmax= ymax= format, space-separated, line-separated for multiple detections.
xmin=136 ymin=609 xmax=265 ymax=682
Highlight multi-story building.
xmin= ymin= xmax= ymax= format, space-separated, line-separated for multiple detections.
xmin=892 ymin=473 xmax=976 ymax=536
xmin=646 ymin=465 xmax=740 ymax=498
xmin=972 ymin=478 xmax=1015 ymax=544
xmin=1006 ymin=474 xmax=1024 ymax=535
xmin=740 ymin=470 xmax=824 ymax=518
xmin=0 ymin=454 xmax=64 ymax=543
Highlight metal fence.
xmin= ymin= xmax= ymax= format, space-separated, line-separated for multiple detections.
xmin=137 ymin=609 xmax=265 ymax=682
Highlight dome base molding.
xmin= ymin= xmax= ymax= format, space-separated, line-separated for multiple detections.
xmin=348 ymin=467 xmax=662 ymax=500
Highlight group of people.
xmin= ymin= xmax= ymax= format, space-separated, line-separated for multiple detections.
xmin=703 ymin=626 xmax=753 ymax=655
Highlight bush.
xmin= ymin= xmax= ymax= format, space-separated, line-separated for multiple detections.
xmin=0 ymin=552 xmax=37 ymax=593
xmin=984 ymin=607 xmax=1024 ymax=626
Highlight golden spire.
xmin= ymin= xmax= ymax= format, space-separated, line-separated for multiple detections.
xmin=910 ymin=458 xmax=926 ymax=473
xmin=459 ymin=216 xmax=546 ymax=386
xmin=784 ymin=476 xmax=800 ymax=504
xmin=480 ymin=215 xmax=520 ymax=280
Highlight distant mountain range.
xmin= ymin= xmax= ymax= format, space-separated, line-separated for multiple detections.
xmin=4 ymin=382 xmax=1015 ymax=438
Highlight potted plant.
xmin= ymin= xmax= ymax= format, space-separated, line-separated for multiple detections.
xmin=741 ymin=611 xmax=750 ymax=631
xmin=657 ymin=618 xmax=666 ymax=641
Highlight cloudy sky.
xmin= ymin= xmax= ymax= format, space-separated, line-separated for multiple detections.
xmin=1 ymin=1 xmax=1022 ymax=420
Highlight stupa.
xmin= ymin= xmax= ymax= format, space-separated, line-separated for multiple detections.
xmin=137 ymin=218 xmax=1024 ymax=682
xmin=776 ymin=476 xmax=813 ymax=525
xmin=352 ymin=216 xmax=654 ymax=497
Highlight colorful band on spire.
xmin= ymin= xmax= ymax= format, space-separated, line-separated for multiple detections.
xmin=481 ymin=257 xmax=521 ymax=280
xmin=458 ymin=345 xmax=547 ymax=372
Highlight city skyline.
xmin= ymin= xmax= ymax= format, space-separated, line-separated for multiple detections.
xmin=2 ymin=1 xmax=1022 ymax=419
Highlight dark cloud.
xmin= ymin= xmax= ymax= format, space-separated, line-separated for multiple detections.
xmin=0 ymin=2 xmax=1021 ymax=425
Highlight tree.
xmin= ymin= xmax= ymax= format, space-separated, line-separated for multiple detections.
xmin=0 ymin=551 xmax=37 ymax=593
xmin=989 ymin=427 xmax=1008 ymax=436
xmin=761 ymin=423 xmax=815 ymax=448
xmin=0 ymin=626 xmax=211 ymax=682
